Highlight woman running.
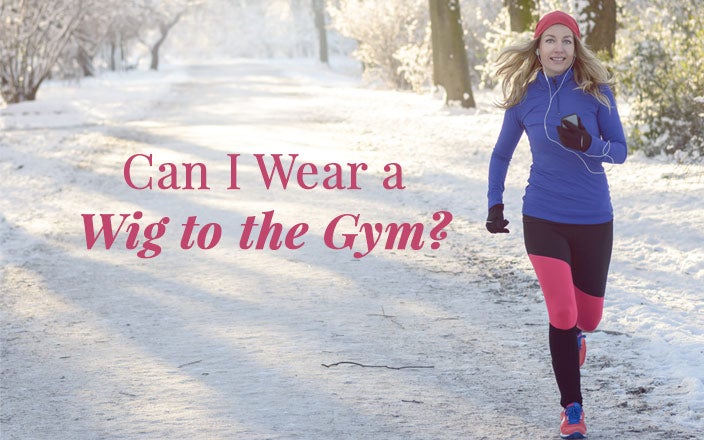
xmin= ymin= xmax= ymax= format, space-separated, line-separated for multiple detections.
xmin=485 ymin=10 xmax=628 ymax=439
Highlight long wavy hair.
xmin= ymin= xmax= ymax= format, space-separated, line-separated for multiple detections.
xmin=495 ymin=36 xmax=613 ymax=109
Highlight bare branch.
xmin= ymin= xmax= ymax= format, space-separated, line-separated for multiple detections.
xmin=321 ymin=361 xmax=434 ymax=370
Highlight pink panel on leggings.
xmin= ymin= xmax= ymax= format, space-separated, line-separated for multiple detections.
xmin=528 ymin=254 xmax=577 ymax=330
xmin=575 ymin=287 xmax=604 ymax=332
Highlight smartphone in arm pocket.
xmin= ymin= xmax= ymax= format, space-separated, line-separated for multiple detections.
xmin=561 ymin=113 xmax=579 ymax=127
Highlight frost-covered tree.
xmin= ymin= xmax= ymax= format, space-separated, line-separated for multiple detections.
xmin=53 ymin=0 xmax=186 ymax=76
xmin=311 ymin=0 xmax=328 ymax=63
xmin=140 ymin=0 xmax=200 ymax=70
xmin=429 ymin=0 xmax=474 ymax=107
xmin=102 ymin=1 xmax=147 ymax=71
xmin=476 ymin=6 xmax=530 ymax=89
xmin=167 ymin=0 xmax=325 ymax=59
xmin=329 ymin=0 xmax=430 ymax=90
xmin=580 ymin=0 xmax=617 ymax=59
xmin=504 ymin=0 xmax=535 ymax=32
xmin=0 ymin=0 xmax=87 ymax=103
xmin=59 ymin=0 xmax=125 ymax=77
xmin=68 ymin=12 xmax=106 ymax=77
xmin=460 ymin=0 xmax=502 ymax=88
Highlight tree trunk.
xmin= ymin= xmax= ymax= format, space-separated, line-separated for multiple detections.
xmin=429 ymin=0 xmax=475 ymax=108
xmin=312 ymin=0 xmax=328 ymax=64
xmin=504 ymin=0 xmax=536 ymax=33
xmin=150 ymin=39 xmax=164 ymax=70
xmin=149 ymin=12 xmax=184 ymax=71
xmin=77 ymin=46 xmax=95 ymax=77
xmin=582 ymin=0 xmax=616 ymax=59
xmin=109 ymin=42 xmax=117 ymax=71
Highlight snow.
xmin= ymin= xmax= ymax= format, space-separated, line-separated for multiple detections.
xmin=1 ymin=57 xmax=702 ymax=439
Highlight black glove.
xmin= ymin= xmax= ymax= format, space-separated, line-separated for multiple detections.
xmin=486 ymin=204 xmax=509 ymax=233
xmin=556 ymin=117 xmax=592 ymax=152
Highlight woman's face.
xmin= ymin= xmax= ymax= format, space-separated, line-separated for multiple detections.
xmin=538 ymin=24 xmax=576 ymax=77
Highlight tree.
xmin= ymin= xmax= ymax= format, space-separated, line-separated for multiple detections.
xmin=143 ymin=2 xmax=184 ymax=70
xmin=429 ymin=0 xmax=474 ymax=108
xmin=61 ymin=2 xmax=121 ymax=77
xmin=0 ymin=0 xmax=86 ymax=103
xmin=103 ymin=2 xmax=147 ymax=71
xmin=328 ymin=0 xmax=428 ymax=90
xmin=504 ymin=0 xmax=535 ymax=32
xmin=148 ymin=13 xmax=184 ymax=70
xmin=312 ymin=0 xmax=329 ymax=63
xmin=139 ymin=0 xmax=200 ymax=71
xmin=581 ymin=0 xmax=616 ymax=59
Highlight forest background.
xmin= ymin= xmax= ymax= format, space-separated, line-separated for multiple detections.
xmin=1 ymin=0 xmax=702 ymax=160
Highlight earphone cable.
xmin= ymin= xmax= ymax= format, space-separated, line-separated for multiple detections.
xmin=541 ymin=66 xmax=614 ymax=175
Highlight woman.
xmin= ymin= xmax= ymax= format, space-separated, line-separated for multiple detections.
xmin=485 ymin=10 xmax=627 ymax=439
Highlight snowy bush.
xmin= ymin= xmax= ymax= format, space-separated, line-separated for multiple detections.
xmin=328 ymin=0 xmax=430 ymax=90
xmin=614 ymin=3 xmax=704 ymax=159
xmin=458 ymin=0 xmax=500 ymax=89
xmin=476 ymin=8 xmax=532 ymax=90
xmin=393 ymin=37 xmax=433 ymax=93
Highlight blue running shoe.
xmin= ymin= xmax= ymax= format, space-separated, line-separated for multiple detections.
xmin=560 ymin=402 xmax=587 ymax=439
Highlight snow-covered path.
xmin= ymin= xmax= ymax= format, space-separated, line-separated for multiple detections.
xmin=1 ymin=59 xmax=702 ymax=439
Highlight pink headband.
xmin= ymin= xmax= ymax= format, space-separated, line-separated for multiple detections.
xmin=534 ymin=10 xmax=581 ymax=40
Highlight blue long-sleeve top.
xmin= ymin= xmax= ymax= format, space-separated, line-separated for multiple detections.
xmin=487 ymin=67 xmax=628 ymax=224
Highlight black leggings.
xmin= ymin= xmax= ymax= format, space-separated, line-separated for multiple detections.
xmin=523 ymin=215 xmax=613 ymax=407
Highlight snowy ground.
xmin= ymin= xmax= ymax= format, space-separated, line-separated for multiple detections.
xmin=1 ymin=58 xmax=702 ymax=439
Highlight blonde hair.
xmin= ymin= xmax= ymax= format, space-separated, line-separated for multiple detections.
xmin=495 ymin=36 xmax=613 ymax=109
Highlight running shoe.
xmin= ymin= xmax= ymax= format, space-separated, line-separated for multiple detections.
xmin=560 ymin=402 xmax=587 ymax=439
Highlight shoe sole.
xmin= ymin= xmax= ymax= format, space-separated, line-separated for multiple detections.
xmin=560 ymin=433 xmax=586 ymax=439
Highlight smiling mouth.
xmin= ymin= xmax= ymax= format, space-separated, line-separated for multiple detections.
xmin=551 ymin=57 xmax=567 ymax=62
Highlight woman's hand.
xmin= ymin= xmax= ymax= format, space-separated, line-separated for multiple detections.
xmin=486 ymin=204 xmax=510 ymax=233
xmin=557 ymin=117 xmax=592 ymax=152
